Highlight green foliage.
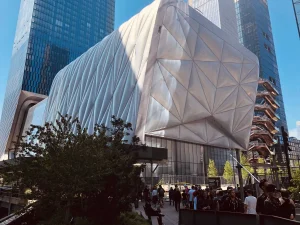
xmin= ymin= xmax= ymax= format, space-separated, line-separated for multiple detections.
xmin=117 ymin=212 xmax=150 ymax=225
xmin=207 ymin=159 xmax=218 ymax=177
xmin=240 ymin=154 xmax=254 ymax=180
xmin=289 ymin=169 xmax=300 ymax=200
xmin=223 ymin=161 xmax=234 ymax=183
xmin=257 ymin=158 xmax=271 ymax=175
xmin=1 ymin=115 xmax=144 ymax=225
xmin=257 ymin=158 xmax=265 ymax=174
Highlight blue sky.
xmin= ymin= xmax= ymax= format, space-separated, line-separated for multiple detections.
xmin=0 ymin=0 xmax=299 ymax=136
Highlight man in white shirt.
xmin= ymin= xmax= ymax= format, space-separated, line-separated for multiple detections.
xmin=188 ymin=186 xmax=195 ymax=209
xmin=244 ymin=189 xmax=257 ymax=214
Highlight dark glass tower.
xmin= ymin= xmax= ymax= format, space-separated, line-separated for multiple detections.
xmin=235 ymin=0 xmax=288 ymax=131
xmin=0 ymin=0 xmax=115 ymax=157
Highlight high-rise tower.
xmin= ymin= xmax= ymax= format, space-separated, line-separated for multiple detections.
xmin=235 ymin=0 xmax=287 ymax=131
xmin=0 ymin=0 xmax=115 ymax=158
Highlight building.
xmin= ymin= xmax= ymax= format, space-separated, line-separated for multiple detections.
xmin=0 ymin=0 xmax=115 ymax=158
xmin=234 ymin=0 xmax=288 ymax=165
xmin=19 ymin=0 xmax=259 ymax=184
xmin=289 ymin=137 xmax=300 ymax=168
xmin=292 ymin=0 xmax=300 ymax=37
xmin=235 ymin=0 xmax=287 ymax=131
xmin=188 ymin=0 xmax=239 ymax=41
xmin=297 ymin=121 xmax=300 ymax=139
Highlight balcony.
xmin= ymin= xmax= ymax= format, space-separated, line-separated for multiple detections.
xmin=248 ymin=142 xmax=273 ymax=157
xmin=250 ymin=129 xmax=275 ymax=146
xmin=258 ymin=78 xmax=279 ymax=96
xmin=256 ymin=91 xmax=280 ymax=109
xmin=252 ymin=116 xmax=279 ymax=134
xmin=255 ymin=104 xmax=280 ymax=122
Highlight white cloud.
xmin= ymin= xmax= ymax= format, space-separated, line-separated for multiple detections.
xmin=289 ymin=127 xmax=300 ymax=139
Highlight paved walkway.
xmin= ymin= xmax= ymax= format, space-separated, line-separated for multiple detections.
xmin=134 ymin=201 xmax=179 ymax=225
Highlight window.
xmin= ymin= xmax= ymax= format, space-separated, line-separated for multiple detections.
xmin=55 ymin=19 xmax=63 ymax=27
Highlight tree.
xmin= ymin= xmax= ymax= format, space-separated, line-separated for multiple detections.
xmin=240 ymin=154 xmax=254 ymax=180
xmin=223 ymin=161 xmax=234 ymax=183
xmin=289 ymin=169 xmax=300 ymax=201
xmin=0 ymin=115 xmax=144 ymax=225
xmin=257 ymin=158 xmax=272 ymax=176
xmin=207 ymin=159 xmax=218 ymax=177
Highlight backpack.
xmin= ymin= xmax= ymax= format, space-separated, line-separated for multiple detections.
xmin=159 ymin=188 xmax=165 ymax=196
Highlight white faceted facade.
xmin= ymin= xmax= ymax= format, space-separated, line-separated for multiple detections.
xmin=45 ymin=0 xmax=259 ymax=151
xmin=189 ymin=0 xmax=239 ymax=42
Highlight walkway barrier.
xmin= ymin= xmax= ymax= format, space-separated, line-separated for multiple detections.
xmin=179 ymin=209 xmax=300 ymax=225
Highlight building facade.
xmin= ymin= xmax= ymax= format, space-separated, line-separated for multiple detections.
xmin=0 ymin=0 xmax=115 ymax=158
xmin=189 ymin=0 xmax=239 ymax=41
xmin=289 ymin=137 xmax=300 ymax=167
xmin=37 ymin=0 xmax=259 ymax=184
xmin=292 ymin=0 xmax=300 ymax=37
xmin=235 ymin=0 xmax=287 ymax=132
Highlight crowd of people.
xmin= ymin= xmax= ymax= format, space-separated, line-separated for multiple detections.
xmin=142 ymin=179 xmax=296 ymax=221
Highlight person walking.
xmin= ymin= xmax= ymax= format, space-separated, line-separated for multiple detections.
xmin=279 ymin=189 xmax=295 ymax=220
xmin=256 ymin=179 xmax=269 ymax=214
xmin=157 ymin=185 xmax=165 ymax=207
xmin=182 ymin=190 xmax=187 ymax=208
xmin=223 ymin=189 xmax=243 ymax=213
xmin=174 ymin=185 xmax=182 ymax=212
xmin=198 ymin=190 xmax=213 ymax=211
xmin=212 ymin=190 xmax=223 ymax=211
xmin=244 ymin=189 xmax=257 ymax=214
xmin=169 ymin=187 xmax=174 ymax=206
xmin=143 ymin=186 xmax=150 ymax=202
xmin=188 ymin=186 xmax=196 ymax=209
xmin=152 ymin=186 xmax=159 ymax=207
xmin=263 ymin=184 xmax=281 ymax=216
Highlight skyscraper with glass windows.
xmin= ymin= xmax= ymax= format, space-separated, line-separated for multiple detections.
xmin=0 ymin=0 xmax=115 ymax=158
xmin=235 ymin=0 xmax=287 ymax=131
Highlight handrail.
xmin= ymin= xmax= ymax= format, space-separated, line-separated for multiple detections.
xmin=255 ymin=104 xmax=280 ymax=120
xmin=257 ymin=91 xmax=280 ymax=108
xmin=179 ymin=209 xmax=300 ymax=225
xmin=258 ymin=78 xmax=279 ymax=96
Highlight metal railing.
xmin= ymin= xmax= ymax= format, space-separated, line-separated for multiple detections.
xmin=256 ymin=91 xmax=280 ymax=108
xmin=179 ymin=209 xmax=300 ymax=225
xmin=258 ymin=78 xmax=279 ymax=96
xmin=255 ymin=104 xmax=280 ymax=121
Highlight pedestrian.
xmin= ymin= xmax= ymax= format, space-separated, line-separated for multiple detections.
xmin=220 ymin=186 xmax=233 ymax=211
xmin=152 ymin=186 xmax=159 ymax=207
xmin=188 ymin=186 xmax=196 ymax=209
xmin=263 ymin=184 xmax=280 ymax=216
xmin=223 ymin=189 xmax=243 ymax=213
xmin=182 ymin=190 xmax=187 ymax=208
xmin=256 ymin=179 xmax=269 ymax=214
xmin=157 ymin=185 xmax=165 ymax=207
xmin=193 ymin=188 xmax=199 ymax=210
xmin=185 ymin=185 xmax=189 ymax=195
xmin=143 ymin=185 xmax=150 ymax=202
xmin=174 ymin=185 xmax=182 ymax=212
xmin=213 ymin=190 xmax=223 ymax=211
xmin=278 ymin=189 xmax=295 ymax=220
xmin=198 ymin=190 xmax=213 ymax=211
xmin=244 ymin=189 xmax=257 ymax=214
xmin=169 ymin=187 xmax=174 ymax=206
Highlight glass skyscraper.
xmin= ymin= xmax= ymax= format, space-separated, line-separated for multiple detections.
xmin=0 ymin=0 xmax=115 ymax=157
xmin=235 ymin=0 xmax=288 ymax=131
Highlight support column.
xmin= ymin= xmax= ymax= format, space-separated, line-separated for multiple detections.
xmin=236 ymin=149 xmax=244 ymax=200
xmin=151 ymin=160 xmax=153 ymax=188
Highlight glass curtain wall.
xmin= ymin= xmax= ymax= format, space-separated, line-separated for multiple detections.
xmin=144 ymin=135 xmax=237 ymax=186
